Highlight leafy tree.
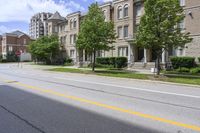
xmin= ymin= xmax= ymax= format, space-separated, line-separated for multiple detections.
xmin=76 ymin=3 xmax=116 ymax=71
xmin=134 ymin=0 xmax=192 ymax=75
xmin=28 ymin=35 xmax=60 ymax=64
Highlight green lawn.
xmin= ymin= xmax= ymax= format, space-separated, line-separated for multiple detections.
xmin=49 ymin=68 xmax=200 ymax=86
xmin=166 ymin=77 xmax=200 ymax=85
xmin=49 ymin=68 xmax=149 ymax=80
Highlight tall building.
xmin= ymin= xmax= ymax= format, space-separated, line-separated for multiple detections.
xmin=29 ymin=12 xmax=53 ymax=39
xmin=48 ymin=0 xmax=200 ymax=68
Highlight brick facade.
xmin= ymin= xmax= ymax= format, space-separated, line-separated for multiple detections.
xmin=1 ymin=31 xmax=32 ymax=58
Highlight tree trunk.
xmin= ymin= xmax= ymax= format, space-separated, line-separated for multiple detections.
xmin=92 ymin=50 xmax=96 ymax=71
xmin=156 ymin=54 xmax=161 ymax=75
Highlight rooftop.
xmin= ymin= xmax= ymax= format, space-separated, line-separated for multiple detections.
xmin=48 ymin=11 xmax=66 ymax=21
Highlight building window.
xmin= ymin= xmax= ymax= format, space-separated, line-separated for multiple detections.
xmin=73 ymin=19 xmax=77 ymax=29
xmin=98 ymin=50 xmax=105 ymax=57
xmin=178 ymin=20 xmax=185 ymax=31
xmin=117 ymin=6 xmax=123 ymax=19
xmin=70 ymin=35 xmax=73 ymax=44
xmin=124 ymin=4 xmax=129 ymax=17
xmin=124 ymin=25 xmax=129 ymax=38
xmin=55 ymin=26 xmax=58 ymax=32
xmin=8 ymin=46 xmax=13 ymax=52
xmin=64 ymin=36 xmax=66 ymax=43
xmin=103 ymin=10 xmax=107 ymax=21
xmin=70 ymin=50 xmax=75 ymax=58
xmin=179 ymin=0 xmax=185 ymax=6
xmin=73 ymin=34 xmax=77 ymax=44
xmin=23 ymin=39 xmax=26 ymax=45
xmin=118 ymin=47 xmax=128 ymax=57
xmin=117 ymin=26 xmax=123 ymax=39
xmin=135 ymin=3 xmax=142 ymax=17
xmin=70 ymin=19 xmax=73 ymax=29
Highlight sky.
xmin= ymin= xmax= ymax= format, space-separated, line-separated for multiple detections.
xmin=0 ymin=0 xmax=110 ymax=35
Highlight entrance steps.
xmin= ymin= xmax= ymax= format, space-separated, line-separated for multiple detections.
xmin=129 ymin=62 xmax=155 ymax=70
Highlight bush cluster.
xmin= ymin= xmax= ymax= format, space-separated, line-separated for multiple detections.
xmin=170 ymin=57 xmax=195 ymax=69
xmin=0 ymin=52 xmax=19 ymax=63
xmin=96 ymin=57 xmax=127 ymax=68
xmin=190 ymin=68 xmax=200 ymax=74
xmin=198 ymin=57 xmax=200 ymax=63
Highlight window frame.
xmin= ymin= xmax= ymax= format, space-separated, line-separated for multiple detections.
xmin=117 ymin=6 xmax=123 ymax=19
xmin=117 ymin=26 xmax=123 ymax=39
xmin=124 ymin=25 xmax=129 ymax=38
xmin=124 ymin=4 xmax=129 ymax=18
xmin=135 ymin=2 xmax=142 ymax=17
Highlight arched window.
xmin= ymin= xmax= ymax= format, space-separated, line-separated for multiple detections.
xmin=73 ymin=19 xmax=77 ymax=28
xmin=124 ymin=4 xmax=128 ymax=17
xmin=117 ymin=6 xmax=123 ymax=19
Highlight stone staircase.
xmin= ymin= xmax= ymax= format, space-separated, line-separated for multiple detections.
xmin=129 ymin=62 xmax=155 ymax=70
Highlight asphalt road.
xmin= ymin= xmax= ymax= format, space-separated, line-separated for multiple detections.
xmin=0 ymin=63 xmax=200 ymax=133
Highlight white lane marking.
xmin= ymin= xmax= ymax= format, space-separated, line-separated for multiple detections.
xmin=54 ymin=77 xmax=200 ymax=99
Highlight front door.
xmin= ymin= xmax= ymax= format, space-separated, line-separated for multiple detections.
xmin=138 ymin=48 xmax=144 ymax=61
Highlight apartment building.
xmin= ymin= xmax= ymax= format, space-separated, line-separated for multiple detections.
xmin=182 ymin=0 xmax=200 ymax=60
xmin=1 ymin=31 xmax=32 ymax=58
xmin=48 ymin=11 xmax=82 ymax=63
xmin=48 ymin=0 xmax=200 ymax=68
xmin=29 ymin=12 xmax=53 ymax=39
xmin=0 ymin=35 xmax=2 ymax=54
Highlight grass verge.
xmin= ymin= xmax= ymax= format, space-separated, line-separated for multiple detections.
xmin=49 ymin=68 xmax=149 ymax=80
xmin=49 ymin=68 xmax=200 ymax=86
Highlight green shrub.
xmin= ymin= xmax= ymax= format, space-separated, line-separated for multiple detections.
xmin=170 ymin=56 xmax=195 ymax=69
xmin=88 ymin=63 xmax=113 ymax=68
xmin=96 ymin=57 xmax=110 ymax=65
xmin=198 ymin=57 xmax=200 ymax=62
xmin=5 ymin=52 xmax=18 ymax=62
xmin=176 ymin=67 xmax=190 ymax=73
xmin=0 ymin=54 xmax=2 ymax=62
xmin=96 ymin=57 xmax=127 ymax=68
xmin=115 ymin=57 xmax=128 ymax=68
xmin=109 ymin=57 xmax=116 ymax=67
xmin=1 ymin=59 xmax=7 ymax=63
xmin=190 ymin=68 xmax=200 ymax=74
xmin=65 ymin=58 xmax=73 ymax=63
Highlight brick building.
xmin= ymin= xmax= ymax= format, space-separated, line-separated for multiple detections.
xmin=1 ymin=31 xmax=32 ymax=59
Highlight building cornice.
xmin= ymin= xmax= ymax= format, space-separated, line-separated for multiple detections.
xmin=184 ymin=5 xmax=200 ymax=10
xmin=99 ymin=2 xmax=112 ymax=8
xmin=67 ymin=11 xmax=81 ymax=18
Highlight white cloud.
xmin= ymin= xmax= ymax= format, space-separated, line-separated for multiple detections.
xmin=0 ymin=25 xmax=27 ymax=34
xmin=96 ymin=0 xmax=111 ymax=3
xmin=0 ymin=0 xmax=85 ymax=22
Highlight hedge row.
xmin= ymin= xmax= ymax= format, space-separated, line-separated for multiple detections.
xmin=96 ymin=57 xmax=127 ymax=68
xmin=170 ymin=57 xmax=195 ymax=69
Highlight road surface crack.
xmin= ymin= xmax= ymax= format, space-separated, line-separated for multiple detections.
xmin=0 ymin=104 xmax=46 ymax=133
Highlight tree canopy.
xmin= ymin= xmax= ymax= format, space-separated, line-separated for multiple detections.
xmin=134 ymin=0 xmax=192 ymax=75
xmin=76 ymin=3 xmax=116 ymax=71
xmin=28 ymin=35 xmax=60 ymax=64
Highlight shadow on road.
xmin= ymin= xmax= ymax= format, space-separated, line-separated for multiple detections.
xmin=0 ymin=84 xmax=161 ymax=133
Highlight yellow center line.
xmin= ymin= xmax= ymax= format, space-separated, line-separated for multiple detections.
xmin=1 ymin=77 xmax=200 ymax=131
xmin=15 ymin=82 xmax=200 ymax=131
